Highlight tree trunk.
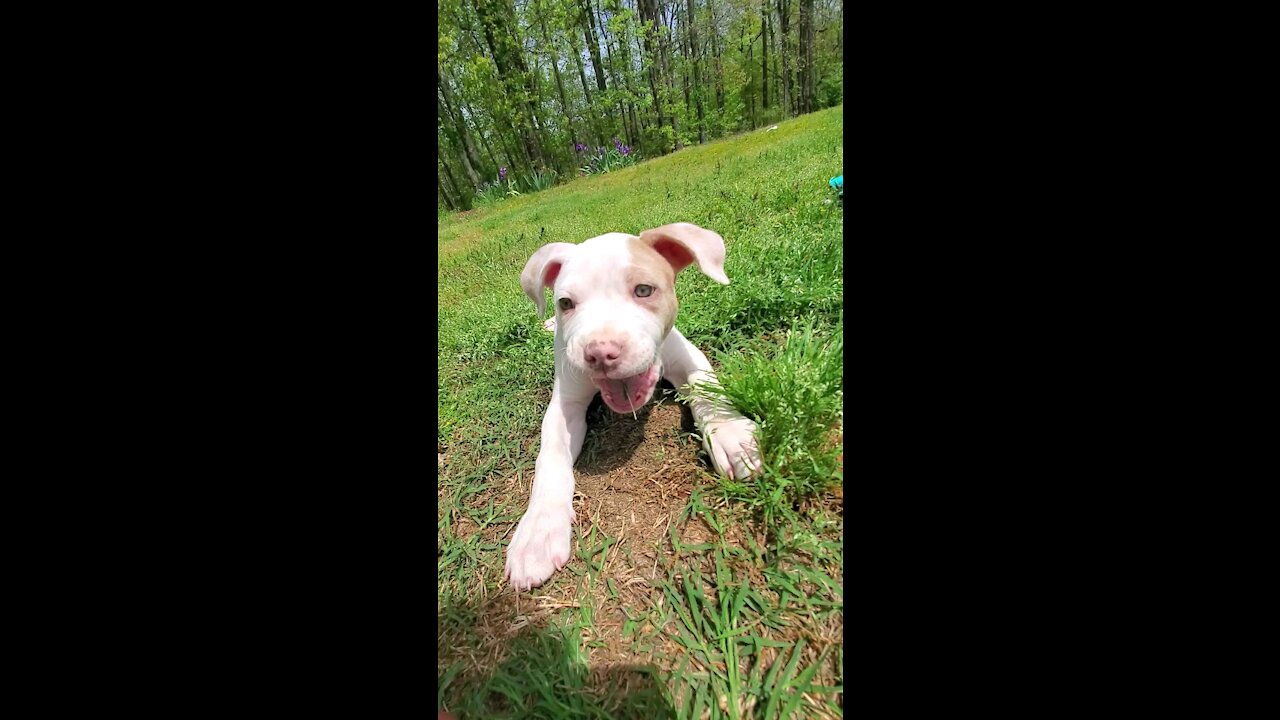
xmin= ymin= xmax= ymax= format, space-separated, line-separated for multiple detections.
xmin=440 ymin=97 xmax=481 ymax=188
xmin=608 ymin=0 xmax=643 ymax=148
xmin=657 ymin=2 xmax=680 ymax=149
xmin=680 ymin=6 xmax=691 ymax=134
xmin=708 ymin=0 xmax=724 ymax=115
xmin=505 ymin=0 xmax=549 ymax=169
xmin=807 ymin=0 xmax=817 ymax=110
xmin=776 ymin=0 xmax=791 ymax=116
xmin=498 ymin=130 xmax=526 ymax=177
xmin=438 ymin=68 xmax=486 ymax=180
xmin=475 ymin=0 xmax=543 ymax=172
xmin=565 ymin=28 xmax=604 ymax=145
xmin=569 ymin=27 xmax=595 ymax=106
xmin=440 ymin=96 xmax=481 ymax=189
xmin=713 ymin=28 xmax=724 ymax=114
xmin=440 ymin=157 xmax=469 ymax=210
xmin=581 ymin=0 xmax=609 ymax=94
xmin=470 ymin=106 xmax=501 ymax=171
xmin=594 ymin=0 xmax=629 ymax=144
xmin=524 ymin=50 xmax=552 ymax=169
xmin=544 ymin=18 xmax=574 ymax=149
xmin=761 ymin=0 xmax=770 ymax=110
xmin=638 ymin=0 xmax=667 ymax=149
xmin=744 ymin=23 xmax=756 ymax=128
xmin=798 ymin=0 xmax=810 ymax=113
xmin=685 ymin=0 xmax=705 ymax=143
xmin=438 ymin=170 xmax=457 ymax=211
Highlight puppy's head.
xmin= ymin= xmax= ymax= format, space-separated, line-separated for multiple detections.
xmin=521 ymin=223 xmax=730 ymax=414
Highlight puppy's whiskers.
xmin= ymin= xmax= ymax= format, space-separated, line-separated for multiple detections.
xmin=553 ymin=345 xmax=588 ymax=378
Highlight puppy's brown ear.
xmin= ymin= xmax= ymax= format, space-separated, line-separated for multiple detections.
xmin=639 ymin=223 xmax=730 ymax=285
xmin=520 ymin=242 xmax=577 ymax=316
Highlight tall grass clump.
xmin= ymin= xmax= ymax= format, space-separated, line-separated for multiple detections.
xmin=523 ymin=167 xmax=558 ymax=192
xmin=690 ymin=316 xmax=844 ymax=535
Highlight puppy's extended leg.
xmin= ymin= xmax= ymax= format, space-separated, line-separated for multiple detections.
xmin=661 ymin=329 xmax=761 ymax=479
xmin=505 ymin=381 xmax=590 ymax=591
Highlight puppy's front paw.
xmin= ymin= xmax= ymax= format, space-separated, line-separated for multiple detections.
xmin=504 ymin=503 xmax=575 ymax=591
xmin=705 ymin=417 xmax=761 ymax=480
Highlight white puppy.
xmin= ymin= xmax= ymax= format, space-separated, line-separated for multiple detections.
xmin=505 ymin=222 xmax=761 ymax=591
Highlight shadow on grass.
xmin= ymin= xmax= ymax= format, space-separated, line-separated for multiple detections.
xmin=438 ymin=595 xmax=675 ymax=719
xmin=575 ymin=381 xmax=698 ymax=473
xmin=438 ymin=382 xmax=705 ymax=718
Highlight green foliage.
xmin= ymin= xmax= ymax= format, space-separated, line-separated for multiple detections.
xmin=645 ymin=123 xmax=677 ymax=154
xmin=818 ymin=72 xmax=843 ymax=109
xmin=523 ymin=167 xmax=558 ymax=192
xmin=689 ymin=316 xmax=843 ymax=534
xmin=474 ymin=182 xmax=505 ymax=206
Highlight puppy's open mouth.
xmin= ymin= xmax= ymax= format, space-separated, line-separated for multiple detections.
xmin=593 ymin=364 xmax=660 ymax=414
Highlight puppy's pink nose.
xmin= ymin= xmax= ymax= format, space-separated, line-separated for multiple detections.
xmin=584 ymin=340 xmax=624 ymax=370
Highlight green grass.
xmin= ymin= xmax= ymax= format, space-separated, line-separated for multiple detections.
xmin=439 ymin=106 xmax=844 ymax=719
xmin=690 ymin=317 xmax=844 ymax=537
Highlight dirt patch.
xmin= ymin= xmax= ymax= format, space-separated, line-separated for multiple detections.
xmin=574 ymin=388 xmax=704 ymax=556
xmin=552 ymin=388 xmax=711 ymax=666
xmin=441 ymin=386 xmax=843 ymax=698
xmin=442 ymin=386 xmax=718 ymax=669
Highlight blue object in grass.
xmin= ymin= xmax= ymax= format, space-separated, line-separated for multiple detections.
xmin=829 ymin=174 xmax=843 ymax=201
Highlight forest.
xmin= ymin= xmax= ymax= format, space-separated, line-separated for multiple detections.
xmin=438 ymin=0 xmax=844 ymax=211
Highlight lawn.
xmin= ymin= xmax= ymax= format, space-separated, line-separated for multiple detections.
xmin=438 ymin=106 xmax=844 ymax=719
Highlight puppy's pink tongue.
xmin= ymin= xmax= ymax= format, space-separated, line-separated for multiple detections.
xmin=599 ymin=373 xmax=648 ymax=409
xmin=601 ymin=378 xmax=628 ymax=402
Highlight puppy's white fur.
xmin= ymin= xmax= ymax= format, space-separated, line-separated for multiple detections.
xmin=506 ymin=224 xmax=761 ymax=591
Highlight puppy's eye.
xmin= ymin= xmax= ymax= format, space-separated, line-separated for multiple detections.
xmin=634 ymin=284 xmax=654 ymax=298
xmin=558 ymin=297 xmax=575 ymax=311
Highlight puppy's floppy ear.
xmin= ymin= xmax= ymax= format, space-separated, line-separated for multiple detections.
xmin=638 ymin=222 xmax=731 ymax=285
xmin=520 ymin=242 xmax=577 ymax=316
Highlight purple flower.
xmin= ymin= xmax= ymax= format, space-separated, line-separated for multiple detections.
xmin=499 ymin=166 xmax=507 ymax=180
xmin=621 ymin=145 xmax=631 ymax=156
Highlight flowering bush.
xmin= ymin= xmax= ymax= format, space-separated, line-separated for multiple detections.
xmin=576 ymin=138 xmax=640 ymax=175
xmin=473 ymin=166 xmax=515 ymax=205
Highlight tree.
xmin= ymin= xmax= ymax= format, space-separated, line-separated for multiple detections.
xmin=437 ymin=0 xmax=842 ymax=209
xmin=439 ymin=67 xmax=486 ymax=185
xmin=775 ymin=0 xmax=791 ymax=116
xmin=798 ymin=0 xmax=814 ymax=113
